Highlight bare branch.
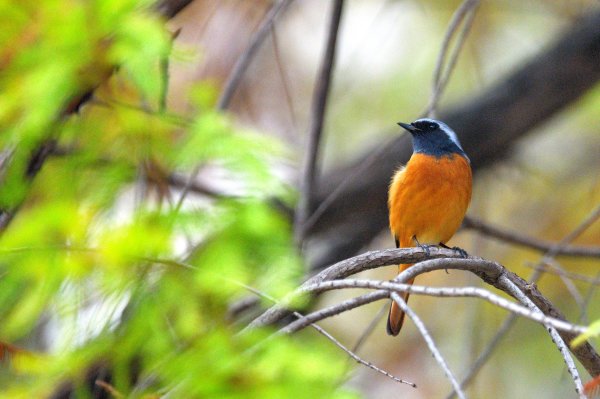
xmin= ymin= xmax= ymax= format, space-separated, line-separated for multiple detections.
xmin=279 ymin=290 xmax=389 ymax=335
xmin=245 ymin=247 xmax=468 ymax=330
xmin=391 ymin=293 xmax=466 ymax=399
xmin=463 ymin=216 xmax=600 ymax=258
xmin=523 ymin=262 xmax=600 ymax=285
xmin=307 ymin=315 xmax=416 ymax=388
xmin=302 ymin=279 xmax=587 ymax=335
xmin=246 ymin=249 xmax=600 ymax=378
xmin=351 ymin=303 xmax=386 ymax=354
xmin=497 ymin=274 xmax=585 ymax=397
xmin=425 ymin=0 xmax=480 ymax=117
xmin=270 ymin=25 xmax=299 ymax=133
xmin=295 ymin=0 xmax=345 ymax=245
xmin=216 ymin=0 xmax=295 ymax=111
xmin=445 ymin=313 xmax=517 ymax=399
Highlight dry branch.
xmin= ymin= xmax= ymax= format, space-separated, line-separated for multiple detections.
xmin=391 ymin=292 xmax=466 ymax=399
xmin=302 ymin=279 xmax=586 ymax=334
xmin=463 ymin=216 xmax=600 ymax=258
xmin=247 ymin=248 xmax=600 ymax=378
xmin=295 ymin=0 xmax=345 ymax=245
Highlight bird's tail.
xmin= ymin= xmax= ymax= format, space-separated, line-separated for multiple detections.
xmin=387 ymin=264 xmax=413 ymax=336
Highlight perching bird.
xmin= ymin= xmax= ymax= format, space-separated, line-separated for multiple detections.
xmin=387 ymin=118 xmax=472 ymax=336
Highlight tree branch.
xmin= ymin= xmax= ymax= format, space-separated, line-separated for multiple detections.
xmin=463 ymin=216 xmax=600 ymax=258
xmin=294 ymin=0 xmax=345 ymax=245
xmin=496 ymin=274 xmax=585 ymax=397
xmin=216 ymin=0 xmax=294 ymax=111
xmin=301 ymin=279 xmax=587 ymax=334
xmin=425 ymin=0 xmax=480 ymax=118
xmin=246 ymin=249 xmax=600 ymax=378
xmin=245 ymin=246 xmax=467 ymax=330
xmin=391 ymin=292 xmax=466 ymax=399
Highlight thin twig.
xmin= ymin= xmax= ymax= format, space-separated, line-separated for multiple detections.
xmin=236 ymin=282 xmax=416 ymax=387
xmin=270 ymin=25 xmax=299 ymax=134
xmin=217 ymin=0 xmax=294 ymax=111
xmin=237 ymin=280 xmax=417 ymax=388
xmin=307 ymin=316 xmax=416 ymax=387
xmin=522 ymin=262 xmax=600 ymax=285
xmin=391 ymin=292 xmax=466 ymax=399
xmin=444 ymin=312 xmax=517 ymax=399
xmin=294 ymin=0 xmax=345 ymax=246
xmin=497 ymin=275 xmax=585 ymax=397
xmin=463 ymin=216 xmax=600 ymax=258
xmin=425 ymin=0 xmax=480 ymax=117
xmin=280 ymin=290 xmax=389 ymax=335
xmin=578 ymin=270 xmax=600 ymax=325
xmin=352 ymin=302 xmax=387 ymax=353
xmin=337 ymin=303 xmax=388 ymax=385
xmin=541 ymin=258 xmax=586 ymax=319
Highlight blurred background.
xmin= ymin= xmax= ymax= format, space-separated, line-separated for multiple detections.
xmin=2 ymin=0 xmax=600 ymax=397
xmin=167 ymin=0 xmax=600 ymax=397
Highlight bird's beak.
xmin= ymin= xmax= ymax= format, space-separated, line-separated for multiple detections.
xmin=397 ymin=122 xmax=419 ymax=133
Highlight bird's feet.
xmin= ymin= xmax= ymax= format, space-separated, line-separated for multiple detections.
xmin=412 ymin=235 xmax=433 ymax=258
xmin=439 ymin=242 xmax=468 ymax=258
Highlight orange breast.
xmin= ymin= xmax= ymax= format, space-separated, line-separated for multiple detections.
xmin=388 ymin=153 xmax=472 ymax=248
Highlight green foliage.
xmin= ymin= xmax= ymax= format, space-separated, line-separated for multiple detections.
xmin=0 ymin=1 xmax=360 ymax=398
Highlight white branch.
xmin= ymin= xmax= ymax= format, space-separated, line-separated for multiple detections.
xmin=301 ymin=279 xmax=587 ymax=335
xmin=391 ymin=292 xmax=466 ymax=399
xmin=496 ymin=275 xmax=586 ymax=398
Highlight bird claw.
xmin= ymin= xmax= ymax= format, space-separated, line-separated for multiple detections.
xmin=413 ymin=235 xmax=432 ymax=258
xmin=451 ymin=246 xmax=468 ymax=258
xmin=419 ymin=244 xmax=432 ymax=258
xmin=439 ymin=242 xmax=468 ymax=258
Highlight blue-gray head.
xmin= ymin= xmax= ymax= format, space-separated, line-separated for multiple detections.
xmin=397 ymin=118 xmax=468 ymax=160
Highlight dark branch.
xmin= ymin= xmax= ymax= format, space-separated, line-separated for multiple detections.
xmin=216 ymin=0 xmax=294 ymax=111
xmin=154 ymin=0 xmax=194 ymax=19
xmin=295 ymin=0 xmax=345 ymax=244
xmin=463 ymin=216 xmax=600 ymax=258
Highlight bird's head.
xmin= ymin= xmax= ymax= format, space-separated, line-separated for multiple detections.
xmin=397 ymin=118 xmax=468 ymax=160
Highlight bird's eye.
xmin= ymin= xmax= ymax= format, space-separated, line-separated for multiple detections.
xmin=429 ymin=123 xmax=437 ymax=130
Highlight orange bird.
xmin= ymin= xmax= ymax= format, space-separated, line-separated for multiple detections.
xmin=387 ymin=118 xmax=472 ymax=336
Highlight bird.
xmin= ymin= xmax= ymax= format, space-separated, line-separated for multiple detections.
xmin=387 ymin=118 xmax=472 ymax=336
